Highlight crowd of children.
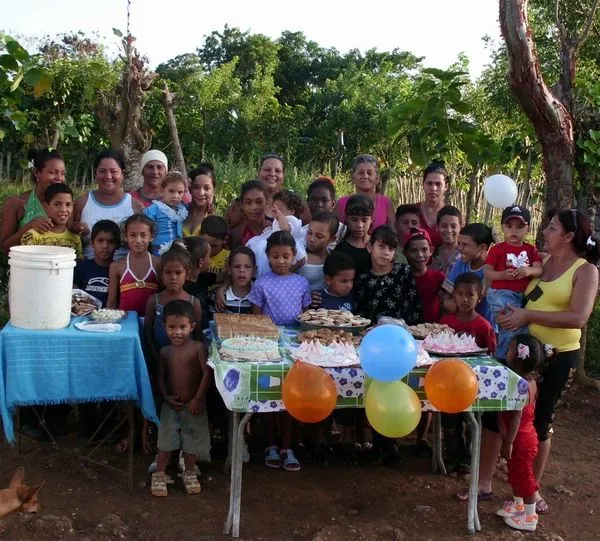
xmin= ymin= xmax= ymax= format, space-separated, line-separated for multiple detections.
xmin=16 ymin=151 xmax=566 ymax=531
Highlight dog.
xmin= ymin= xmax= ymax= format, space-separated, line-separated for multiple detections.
xmin=0 ymin=467 xmax=44 ymax=518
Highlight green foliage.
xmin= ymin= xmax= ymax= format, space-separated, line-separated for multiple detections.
xmin=585 ymin=303 xmax=600 ymax=378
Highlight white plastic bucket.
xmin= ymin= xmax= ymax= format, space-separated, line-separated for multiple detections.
xmin=9 ymin=245 xmax=76 ymax=330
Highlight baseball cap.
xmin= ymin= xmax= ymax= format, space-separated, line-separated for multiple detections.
xmin=501 ymin=205 xmax=531 ymax=225
xmin=403 ymin=227 xmax=432 ymax=252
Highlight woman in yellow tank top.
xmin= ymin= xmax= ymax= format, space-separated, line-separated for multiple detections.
xmin=474 ymin=209 xmax=600 ymax=515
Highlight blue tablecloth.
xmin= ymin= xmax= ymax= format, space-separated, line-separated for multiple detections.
xmin=0 ymin=313 xmax=158 ymax=443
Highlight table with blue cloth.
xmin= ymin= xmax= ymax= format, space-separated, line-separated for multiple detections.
xmin=0 ymin=312 xmax=158 ymax=493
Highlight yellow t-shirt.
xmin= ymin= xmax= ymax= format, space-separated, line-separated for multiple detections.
xmin=21 ymin=229 xmax=83 ymax=259
xmin=525 ymin=258 xmax=587 ymax=352
xmin=209 ymin=248 xmax=230 ymax=275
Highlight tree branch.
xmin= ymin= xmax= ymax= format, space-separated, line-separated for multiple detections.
xmin=555 ymin=0 xmax=567 ymax=42
xmin=572 ymin=0 xmax=600 ymax=54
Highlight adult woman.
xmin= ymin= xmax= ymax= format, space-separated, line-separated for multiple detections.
xmin=413 ymin=162 xmax=449 ymax=248
xmin=183 ymin=163 xmax=215 ymax=237
xmin=74 ymin=149 xmax=144 ymax=259
xmin=1 ymin=149 xmax=66 ymax=252
xmin=468 ymin=209 xmax=599 ymax=514
xmin=225 ymin=154 xmax=310 ymax=229
xmin=130 ymin=150 xmax=168 ymax=208
xmin=335 ymin=154 xmax=394 ymax=230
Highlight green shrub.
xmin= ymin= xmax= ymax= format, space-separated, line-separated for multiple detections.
xmin=585 ymin=302 xmax=600 ymax=378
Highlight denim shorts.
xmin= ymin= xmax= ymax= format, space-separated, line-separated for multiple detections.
xmin=486 ymin=288 xmax=528 ymax=359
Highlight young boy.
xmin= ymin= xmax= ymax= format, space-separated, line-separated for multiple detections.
xmin=183 ymin=236 xmax=212 ymax=329
xmin=304 ymin=178 xmax=345 ymax=246
xmin=394 ymin=204 xmax=421 ymax=264
xmin=200 ymin=215 xmax=230 ymax=288
xmin=221 ymin=246 xmax=255 ymax=314
xmin=439 ymin=272 xmax=496 ymax=474
xmin=298 ymin=211 xmax=338 ymax=292
xmin=152 ymin=300 xmax=211 ymax=497
xmin=333 ymin=194 xmax=374 ymax=276
xmin=21 ymin=183 xmax=82 ymax=258
xmin=432 ymin=205 xmax=462 ymax=273
xmin=484 ymin=205 xmax=542 ymax=360
xmin=404 ymin=228 xmax=445 ymax=323
xmin=440 ymin=272 xmax=496 ymax=354
xmin=313 ymin=251 xmax=356 ymax=311
xmin=73 ymin=220 xmax=121 ymax=307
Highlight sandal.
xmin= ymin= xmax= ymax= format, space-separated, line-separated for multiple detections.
xmin=265 ymin=446 xmax=281 ymax=469
xmin=151 ymin=472 xmax=168 ymax=497
xmin=281 ymin=448 xmax=301 ymax=472
xmin=455 ymin=489 xmax=494 ymax=502
xmin=535 ymin=498 xmax=549 ymax=515
xmin=183 ymin=470 xmax=202 ymax=495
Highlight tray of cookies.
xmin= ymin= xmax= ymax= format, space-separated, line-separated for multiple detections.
xmin=296 ymin=327 xmax=367 ymax=347
xmin=297 ymin=309 xmax=370 ymax=335
xmin=406 ymin=323 xmax=454 ymax=340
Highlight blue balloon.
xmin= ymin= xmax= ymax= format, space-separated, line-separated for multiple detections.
xmin=359 ymin=325 xmax=417 ymax=381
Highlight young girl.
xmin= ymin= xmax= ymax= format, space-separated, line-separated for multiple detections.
xmin=218 ymin=247 xmax=255 ymax=314
xmin=107 ymin=215 xmax=160 ymax=317
xmin=183 ymin=164 xmax=216 ymax=237
xmin=297 ymin=211 xmax=338 ymax=291
xmin=334 ymin=194 xmax=374 ymax=277
xmin=249 ymin=231 xmax=311 ymax=472
xmin=432 ymin=205 xmax=462 ymax=273
xmin=335 ymin=154 xmax=394 ymax=230
xmin=229 ymin=180 xmax=271 ymax=249
xmin=442 ymin=223 xmax=495 ymax=324
xmin=404 ymin=227 xmax=445 ymax=323
xmin=144 ymin=171 xmax=189 ymax=255
xmin=496 ymin=335 xmax=549 ymax=532
xmin=247 ymin=189 xmax=307 ymax=277
xmin=182 ymin=236 xmax=212 ymax=328
xmin=144 ymin=242 xmax=203 ymax=372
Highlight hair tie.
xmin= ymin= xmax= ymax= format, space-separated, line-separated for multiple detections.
xmin=517 ymin=343 xmax=530 ymax=360
xmin=544 ymin=343 xmax=554 ymax=357
xmin=587 ymin=236 xmax=596 ymax=248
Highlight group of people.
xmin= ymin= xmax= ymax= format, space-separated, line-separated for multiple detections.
xmin=1 ymin=148 xmax=598 ymax=531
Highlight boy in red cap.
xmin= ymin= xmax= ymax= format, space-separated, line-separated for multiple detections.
xmin=484 ymin=205 xmax=542 ymax=360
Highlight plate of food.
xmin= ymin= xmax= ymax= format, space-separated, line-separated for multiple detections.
xmin=288 ymin=339 xmax=359 ymax=368
xmin=72 ymin=290 xmax=102 ymax=317
xmin=297 ymin=309 xmax=371 ymax=334
xmin=407 ymin=323 xmax=454 ymax=340
xmin=422 ymin=331 xmax=486 ymax=356
xmin=296 ymin=328 xmax=365 ymax=347
xmin=89 ymin=309 xmax=127 ymax=323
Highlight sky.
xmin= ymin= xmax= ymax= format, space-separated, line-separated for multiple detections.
xmin=2 ymin=0 xmax=502 ymax=79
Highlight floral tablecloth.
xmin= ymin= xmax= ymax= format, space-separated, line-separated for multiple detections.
xmin=208 ymin=329 xmax=528 ymax=414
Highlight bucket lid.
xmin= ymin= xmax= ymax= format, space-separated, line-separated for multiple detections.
xmin=10 ymin=245 xmax=76 ymax=260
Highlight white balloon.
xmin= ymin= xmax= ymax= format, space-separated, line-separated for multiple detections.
xmin=483 ymin=174 xmax=518 ymax=209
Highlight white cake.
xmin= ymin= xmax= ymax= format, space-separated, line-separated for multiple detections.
xmin=290 ymin=339 xmax=359 ymax=367
xmin=423 ymin=331 xmax=481 ymax=354
xmin=220 ymin=336 xmax=280 ymax=362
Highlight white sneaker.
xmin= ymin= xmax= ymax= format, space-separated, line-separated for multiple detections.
xmin=148 ymin=455 xmax=158 ymax=474
xmin=496 ymin=498 xmax=524 ymax=517
xmin=505 ymin=512 xmax=538 ymax=531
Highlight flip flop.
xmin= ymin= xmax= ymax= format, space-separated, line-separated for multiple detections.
xmin=264 ymin=446 xmax=281 ymax=469
xmin=535 ymin=498 xmax=549 ymax=514
xmin=455 ymin=490 xmax=494 ymax=502
xmin=281 ymin=449 xmax=301 ymax=472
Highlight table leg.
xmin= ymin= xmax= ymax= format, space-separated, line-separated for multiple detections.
xmin=224 ymin=411 xmax=235 ymax=474
xmin=432 ymin=412 xmax=447 ymax=475
xmin=16 ymin=407 xmax=22 ymax=454
xmin=466 ymin=412 xmax=482 ymax=534
xmin=127 ymin=402 xmax=134 ymax=495
xmin=232 ymin=413 xmax=253 ymax=538
xmin=223 ymin=411 xmax=239 ymax=535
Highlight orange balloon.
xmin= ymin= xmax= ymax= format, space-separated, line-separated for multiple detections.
xmin=282 ymin=361 xmax=338 ymax=423
xmin=424 ymin=358 xmax=478 ymax=413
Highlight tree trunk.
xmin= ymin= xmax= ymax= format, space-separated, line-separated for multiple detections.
xmin=96 ymin=36 xmax=155 ymax=190
xmin=465 ymin=169 xmax=479 ymax=224
xmin=499 ymin=0 xmax=575 ymax=214
xmin=162 ymin=83 xmax=186 ymax=174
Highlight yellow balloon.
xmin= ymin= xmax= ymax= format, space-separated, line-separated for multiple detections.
xmin=365 ymin=380 xmax=422 ymax=438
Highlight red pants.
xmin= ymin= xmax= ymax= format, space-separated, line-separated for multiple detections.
xmin=507 ymin=434 xmax=539 ymax=498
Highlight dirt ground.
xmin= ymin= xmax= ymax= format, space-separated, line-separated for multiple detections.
xmin=0 ymin=388 xmax=599 ymax=541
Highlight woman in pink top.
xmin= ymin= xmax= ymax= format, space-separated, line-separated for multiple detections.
xmin=335 ymin=154 xmax=394 ymax=231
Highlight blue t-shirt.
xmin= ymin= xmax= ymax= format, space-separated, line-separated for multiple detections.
xmin=318 ymin=289 xmax=355 ymax=312
xmin=73 ymin=259 xmax=110 ymax=307
xmin=443 ymin=260 xmax=495 ymax=328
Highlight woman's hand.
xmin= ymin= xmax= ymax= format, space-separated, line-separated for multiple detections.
xmin=26 ymin=217 xmax=53 ymax=233
xmin=496 ymin=305 xmax=529 ymax=331
xmin=71 ymin=221 xmax=89 ymax=237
